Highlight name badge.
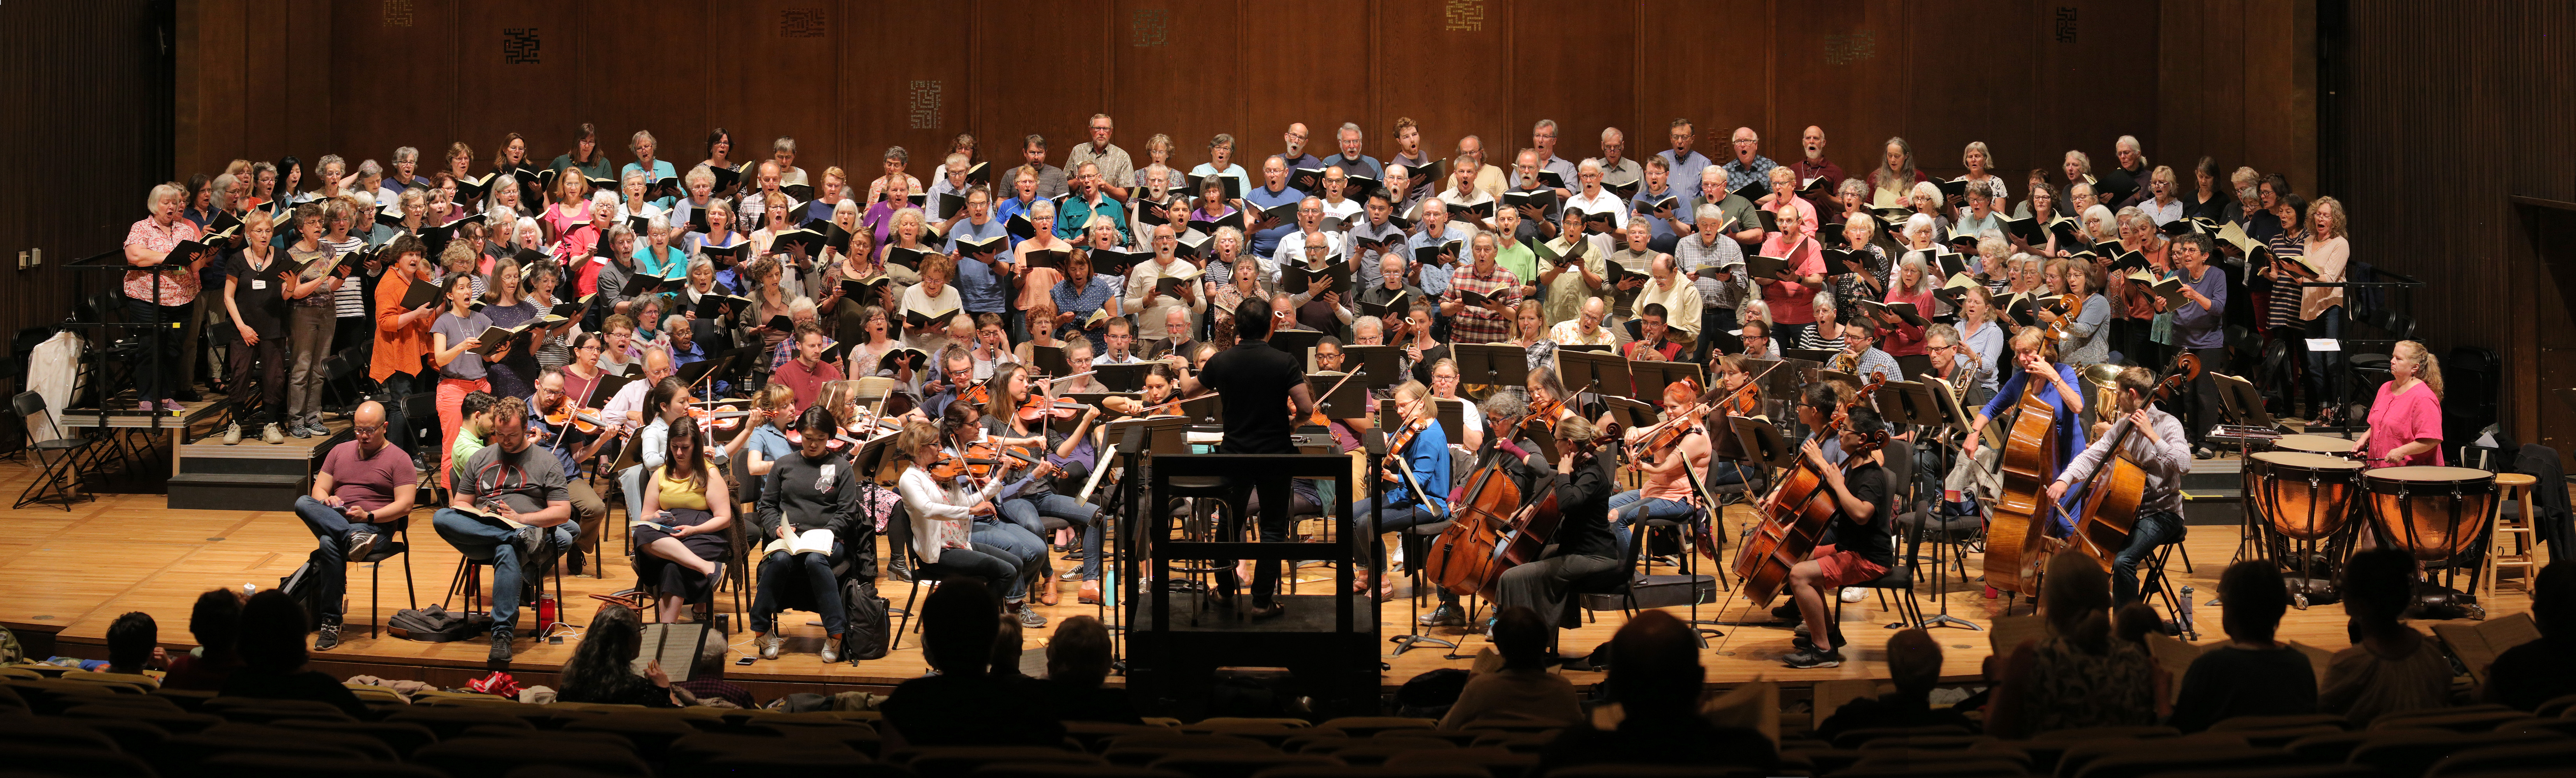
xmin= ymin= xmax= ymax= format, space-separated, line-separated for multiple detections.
xmin=250 ymin=279 xmax=268 ymax=290
xmin=817 ymin=463 xmax=838 ymax=492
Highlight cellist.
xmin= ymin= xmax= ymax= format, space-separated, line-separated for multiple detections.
xmin=2044 ymin=366 xmax=2188 ymax=606
xmin=1490 ymin=417 xmax=1624 ymax=635
xmin=1780 ymin=407 xmax=1895 ymax=669
xmin=1610 ymin=379 xmax=1715 ymax=551
xmin=1961 ymin=326 xmax=2088 ymax=598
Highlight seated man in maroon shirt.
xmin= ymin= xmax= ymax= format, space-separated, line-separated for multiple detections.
xmin=288 ymin=401 xmax=418 ymax=651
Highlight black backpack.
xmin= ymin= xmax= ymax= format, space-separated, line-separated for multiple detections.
xmin=276 ymin=548 xmax=330 ymax=629
xmin=838 ymin=578 xmax=890 ymax=662
xmin=388 ymin=604 xmax=487 ymax=642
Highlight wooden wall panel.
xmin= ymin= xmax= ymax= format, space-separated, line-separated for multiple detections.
xmin=451 ymin=0 xmax=580 ymax=173
xmin=1 ymin=2 xmax=173 ymax=337
xmin=975 ymin=0 xmax=1111 ymax=173
xmin=332 ymin=0 xmax=457 ymax=171
xmin=1509 ymin=0 xmax=1638 ymax=173
xmin=840 ymin=1 xmax=973 ymax=185
xmin=2032 ymin=0 xmax=2160 ymax=179
xmin=1903 ymin=0 xmax=2037 ymax=180
xmin=237 ymin=0 xmax=293 ymax=169
xmin=576 ymin=0 xmax=710 ymax=177
xmin=1773 ymin=0 xmax=1907 ymax=184
xmin=1374 ymin=0 xmax=1507 ymax=167
xmin=1116 ymin=0 xmax=1245 ymax=177
xmin=704 ymin=0 xmax=842 ymax=179
xmin=1635 ymin=0 xmax=1768 ymax=170
xmin=1244 ymin=0 xmax=1372 ymax=173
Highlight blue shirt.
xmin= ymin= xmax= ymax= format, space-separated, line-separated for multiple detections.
xmin=946 ymin=216 xmax=1011 ymax=314
xmin=745 ymin=424 xmax=794 ymax=465
xmin=2170 ymin=266 xmax=2228 ymax=349
xmin=1629 ymin=185 xmax=1687 ymax=242
xmin=1326 ymin=153 xmax=1383 ymax=183
xmin=1658 ymin=150 xmax=1713 ymax=199
xmin=1978 ymin=363 xmax=2092 ymax=534
xmin=620 ymin=160 xmax=681 ymax=209
xmin=1054 ymin=193 xmax=1130 ymax=244
xmin=1051 ymin=274 xmax=1122 ymax=350
xmin=1383 ymin=419 xmax=1453 ymax=512
xmin=992 ymin=195 xmax=1041 ymax=248
xmin=1243 ymin=184 xmax=1304 ymax=258
xmin=1406 ymin=222 xmax=1473 ymax=296
xmin=633 ymin=245 xmax=684 ymax=280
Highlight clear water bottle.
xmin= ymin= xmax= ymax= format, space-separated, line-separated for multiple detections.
xmin=2177 ymin=585 xmax=2196 ymax=636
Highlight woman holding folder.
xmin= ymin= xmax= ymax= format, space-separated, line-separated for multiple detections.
xmin=634 ymin=417 xmax=734 ymax=624
xmin=429 ymin=272 xmax=496 ymax=485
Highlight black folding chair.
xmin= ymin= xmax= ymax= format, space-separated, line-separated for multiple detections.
xmin=11 ymin=391 xmax=100 ymax=510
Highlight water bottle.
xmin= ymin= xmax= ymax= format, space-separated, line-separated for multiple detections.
xmin=241 ymin=584 xmax=258 ymax=598
xmin=2177 ymin=585 xmax=2196 ymax=636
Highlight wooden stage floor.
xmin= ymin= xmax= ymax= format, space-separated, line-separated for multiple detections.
xmin=0 ymin=446 xmax=2543 ymax=697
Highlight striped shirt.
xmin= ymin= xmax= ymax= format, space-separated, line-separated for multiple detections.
xmin=326 ymin=237 xmax=369 ymax=318
xmin=1673 ymin=233 xmax=1747 ymax=311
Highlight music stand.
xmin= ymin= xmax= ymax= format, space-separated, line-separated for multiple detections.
xmin=1179 ymin=395 xmax=1224 ymax=426
xmin=1339 ymin=345 xmax=1406 ymax=387
xmin=1875 ymin=381 xmax=1940 ymax=428
xmin=1556 ymin=349 xmax=1633 ymax=398
xmin=1600 ymin=397 xmax=1661 ymax=431
xmin=1378 ymin=400 xmax=1466 ymax=446
xmin=2210 ymin=372 xmax=2273 ymax=429
xmin=1631 ymin=361 xmax=1706 ymax=404
xmin=1031 ymin=345 xmax=1073 ymax=377
xmin=1727 ymin=416 xmax=1797 ymax=470
xmin=1309 ymin=375 xmax=1371 ymax=421
xmin=1094 ymin=363 xmax=1154 ymax=393
xmin=1782 ymin=347 xmax=1840 ymax=365
xmin=2211 ymin=371 xmax=2276 ymax=569
xmin=674 ymin=354 xmax=726 ymax=391
xmin=1267 ymin=328 xmax=1325 ymax=358
xmin=1451 ymin=343 xmax=1529 ymax=389
xmin=1906 ymin=378 xmax=1984 ymax=632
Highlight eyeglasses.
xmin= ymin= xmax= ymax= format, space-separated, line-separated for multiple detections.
xmin=352 ymin=424 xmax=385 ymax=435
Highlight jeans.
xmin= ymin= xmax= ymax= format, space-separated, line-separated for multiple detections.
xmin=126 ymin=298 xmax=192 ymax=403
xmin=431 ymin=508 xmax=574 ymax=631
xmin=2303 ymin=306 xmax=2345 ymax=413
xmin=2113 ymin=510 xmax=2187 ymax=605
xmin=1002 ymin=492 xmax=1103 ymax=580
xmin=915 ymin=545 xmax=1022 ymax=603
xmin=971 ymin=519 xmax=1044 ymax=601
xmin=1606 ymin=490 xmax=1700 ymax=554
xmin=1355 ymin=498 xmax=1448 ymax=603
xmin=752 ymin=541 xmax=847 ymax=635
xmin=292 ymin=496 xmax=405 ymax=622
xmin=286 ymin=307 xmax=336 ymax=424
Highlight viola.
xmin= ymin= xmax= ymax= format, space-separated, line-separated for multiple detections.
xmin=543 ymin=405 xmax=607 ymax=434
xmin=685 ymin=403 xmax=747 ymax=431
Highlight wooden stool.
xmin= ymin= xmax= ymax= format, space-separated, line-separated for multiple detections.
xmin=2486 ymin=472 xmax=2539 ymax=599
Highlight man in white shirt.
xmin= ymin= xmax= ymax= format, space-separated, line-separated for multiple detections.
xmin=1093 ymin=316 xmax=1143 ymax=365
xmin=1123 ymin=224 xmax=1205 ymax=342
xmin=1317 ymin=167 xmax=1364 ymax=226
xmin=1564 ymin=160 xmax=1629 ymax=232
xmin=1436 ymin=156 xmax=1497 ymax=233
xmin=1270 ymin=197 xmax=1344 ymax=274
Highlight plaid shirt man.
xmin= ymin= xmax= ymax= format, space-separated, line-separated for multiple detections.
xmin=1442 ymin=264 xmax=1523 ymax=344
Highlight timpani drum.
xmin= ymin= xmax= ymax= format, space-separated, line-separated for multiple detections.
xmin=2362 ymin=466 xmax=2499 ymax=563
xmin=2249 ymin=452 xmax=2365 ymax=601
xmin=2276 ymin=434 xmax=2362 ymax=456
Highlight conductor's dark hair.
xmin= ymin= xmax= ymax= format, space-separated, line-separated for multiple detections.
xmin=1845 ymin=406 xmax=1885 ymax=436
xmin=1235 ymin=297 xmax=1274 ymax=339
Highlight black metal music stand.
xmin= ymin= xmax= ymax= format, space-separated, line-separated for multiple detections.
xmin=1338 ymin=345 xmax=1406 ymax=387
xmin=1897 ymin=378 xmax=1983 ymax=632
xmin=2212 ymin=371 xmax=2275 ymax=570
xmin=1450 ymin=343 xmax=1529 ymax=393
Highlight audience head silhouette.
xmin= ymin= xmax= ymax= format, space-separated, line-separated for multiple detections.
xmin=2341 ymin=548 xmax=2415 ymax=635
xmin=923 ymin=577 xmax=999 ymax=676
xmin=2219 ymin=559 xmax=2290 ymax=644
xmin=237 ymin=589 xmax=311 ymax=673
xmin=2042 ymin=551 xmax=2113 ymax=652
xmin=1492 ymin=606 xmax=1550 ymax=670
xmin=188 ymin=588 xmax=243 ymax=661
xmin=1885 ymin=627 xmax=1942 ymax=698
xmin=1048 ymin=615 xmax=1114 ymax=689
xmin=1607 ymin=610 xmax=1703 ymax=715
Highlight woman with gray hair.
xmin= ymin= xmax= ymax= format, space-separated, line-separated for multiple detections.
xmin=124 ymin=184 xmax=208 ymax=412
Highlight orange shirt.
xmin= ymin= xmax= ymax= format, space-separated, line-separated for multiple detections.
xmin=372 ymin=272 xmax=436 ymax=382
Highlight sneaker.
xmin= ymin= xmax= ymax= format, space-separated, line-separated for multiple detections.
xmin=345 ymin=529 xmax=380 ymax=561
xmin=757 ymin=632 xmax=782 ymax=660
xmin=1839 ymin=587 xmax=1868 ymax=603
xmin=1770 ymin=601 xmax=1803 ymax=622
xmin=261 ymin=424 xmax=286 ymax=445
xmin=221 ymin=423 xmax=243 ymax=445
xmin=2195 ymin=447 xmax=2217 ymax=460
xmin=1780 ymin=646 xmax=1845 ymax=669
xmin=1418 ymin=603 xmax=1466 ymax=627
xmin=819 ymin=636 xmax=841 ymax=664
xmin=1792 ymin=629 xmax=1846 ymax=653
xmin=138 ymin=401 xmax=158 ymax=413
xmin=1014 ymin=602 xmax=1047 ymax=628
xmin=313 ymin=621 xmax=341 ymax=651
xmin=290 ymin=421 xmax=314 ymax=438
xmin=1059 ymin=568 xmax=1086 ymax=581
xmin=161 ymin=398 xmax=185 ymax=412
xmin=488 ymin=627 xmax=514 ymax=664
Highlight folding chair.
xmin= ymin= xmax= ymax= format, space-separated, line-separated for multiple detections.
xmin=12 ymin=391 xmax=101 ymax=510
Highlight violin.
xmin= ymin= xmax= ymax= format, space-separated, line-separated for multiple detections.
xmin=1381 ymin=416 xmax=1432 ymax=481
xmin=543 ymin=405 xmax=608 ymax=434
xmin=783 ymin=428 xmax=851 ymax=452
xmin=684 ymin=402 xmax=748 ymax=431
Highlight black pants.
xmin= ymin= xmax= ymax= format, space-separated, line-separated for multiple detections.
xmin=2186 ymin=346 xmax=2229 ymax=448
xmin=228 ymin=331 xmax=288 ymax=425
xmin=126 ymin=299 xmax=191 ymax=403
xmin=1213 ymin=477 xmax=1297 ymax=608
xmin=1694 ymin=307 xmax=1735 ymax=364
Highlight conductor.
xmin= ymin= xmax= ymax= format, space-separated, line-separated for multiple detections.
xmin=1174 ymin=297 xmax=1319 ymax=619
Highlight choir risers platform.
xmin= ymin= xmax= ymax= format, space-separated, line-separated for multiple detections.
xmin=165 ymin=431 xmax=337 ymax=510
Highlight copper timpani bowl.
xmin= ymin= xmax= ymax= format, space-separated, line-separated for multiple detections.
xmin=2250 ymin=451 xmax=2364 ymax=541
xmin=2362 ymin=466 xmax=2498 ymax=561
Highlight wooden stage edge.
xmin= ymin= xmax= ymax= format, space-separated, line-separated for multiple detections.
xmin=0 ymin=457 xmax=2545 ymax=702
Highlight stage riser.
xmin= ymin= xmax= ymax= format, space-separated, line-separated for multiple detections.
xmin=177 ymin=456 xmax=313 ymax=477
xmin=168 ymin=474 xmax=309 ymax=510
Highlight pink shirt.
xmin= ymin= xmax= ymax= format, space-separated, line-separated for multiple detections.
xmin=2365 ymin=380 xmax=2444 ymax=467
xmin=1756 ymin=234 xmax=1825 ymax=324
xmin=123 ymin=216 xmax=202 ymax=306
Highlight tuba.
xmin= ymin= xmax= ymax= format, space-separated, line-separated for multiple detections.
xmin=2079 ymin=363 xmax=2127 ymax=429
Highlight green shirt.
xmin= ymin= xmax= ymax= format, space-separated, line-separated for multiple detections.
xmin=1495 ymin=241 xmax=1539 ymax=289
xmin=450 ymin=427 xmax=486 ymax=479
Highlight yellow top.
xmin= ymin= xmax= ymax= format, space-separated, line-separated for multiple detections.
xmin=656 ymin=467 xmax=710 ymax=511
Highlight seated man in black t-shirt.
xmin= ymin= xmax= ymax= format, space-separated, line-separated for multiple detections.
xmin=1173 ymin=297 xmax=1317 ymax=619
xmin=1780 ymin=406 xmax=1893 ymax=669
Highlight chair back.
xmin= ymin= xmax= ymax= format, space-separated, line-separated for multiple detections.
xmin=11 ymin=391 xmax=63 ymax=443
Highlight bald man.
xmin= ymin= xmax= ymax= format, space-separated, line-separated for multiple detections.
xmin=1279 ymin=122 xmax=1321 ymax=173
xmin=1788 ymin=125 xmax=1847 ymax=217
xmin=293 ymin=401 xmax=418 ymax=651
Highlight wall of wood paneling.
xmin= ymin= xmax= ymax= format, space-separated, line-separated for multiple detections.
xmin=171 ymin=0 xmax=2318 ymax=191
xmin=2329 ymin=1 xmax=2576 ymax=463
xmin=1 ymin=2 xmax=172 ymax=339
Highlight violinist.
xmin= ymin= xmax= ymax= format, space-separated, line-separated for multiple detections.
xmin=601 ymin=347 xmax=678 ymax=429
xmin=935 ymin=402 xmax=1054 ymax=623
xmin=1400 ymin=303 xmax=1451 ymax=385
xmin=525 ymin=367 xmax=617 ymax=576
xmin=915 ymin=347 xmax=979 ymax=421
xmin=1780 ymin=407 xmax=1895 ymax=669
xmin=1357 ymin=381 xmax=1452 ymax=602
xmin=1427 ymin=358 xmax=1482 ymax=450
xmin=2045 ymin=366 xmax=2189 ymax=605
xmin=1098 ymin=361 xmax=1184 ymax=419
xmin=719 ymin=383 xmax=792 ymax=479
xmin=1701 ymin=356 xmax=1763 ymax=488
xmin=1526 ymin=368 xmax=1581 ymax=431
xmin=1611 ymin=379 xmax=1715 ymax=550
xmin=1312 ymin=338 xmax=1374 ymax=447
xmin=1490 ymin=416 xmax=1624 ymax=633
xmin=981 ymin=363 xmax=1109 ymax=603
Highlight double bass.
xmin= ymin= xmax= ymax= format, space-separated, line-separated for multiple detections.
xmin=2065 ymin=354 xmax=2200 ymax=572
xmin=1733 ymin=373 xmax=1887 ymax=605
xmin=1985 ymin=359 xmax=2073 ymax=597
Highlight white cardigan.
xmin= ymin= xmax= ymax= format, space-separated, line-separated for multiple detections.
xmin=898 ymin=466 xmax=1004 ymax=564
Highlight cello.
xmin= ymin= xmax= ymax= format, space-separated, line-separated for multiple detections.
xmin=2065 ymin=354 xmax=2201 ymax=572
xmin=1733 ymin=373 xmax=1887 ymax=605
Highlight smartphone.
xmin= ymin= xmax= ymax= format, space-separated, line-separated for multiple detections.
xmin=734 ymin=657 xmax=756 ymax=666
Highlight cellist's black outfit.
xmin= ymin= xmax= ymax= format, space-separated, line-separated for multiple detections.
xmin=1492 ymin=448 xmax=1627 ymax=628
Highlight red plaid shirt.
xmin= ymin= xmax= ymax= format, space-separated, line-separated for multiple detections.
xmin=1442 ymin=264 xmax=1523 ymax=344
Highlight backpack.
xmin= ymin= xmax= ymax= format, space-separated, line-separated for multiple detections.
xmin=276 ymin=548 xmax=330 ymax=629
xmin=837 ymin=578 xmax=890 ymax=663
xmin=389 ymin=604 xmax=487 ymax=643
